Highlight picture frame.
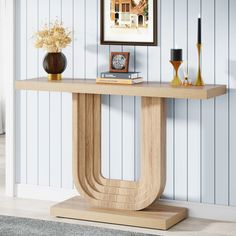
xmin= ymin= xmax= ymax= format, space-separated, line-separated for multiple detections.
xmin=101 ymin=0 xmax=157 ymax=46
xmin=109 ymin=52 xmax=130 ymax=73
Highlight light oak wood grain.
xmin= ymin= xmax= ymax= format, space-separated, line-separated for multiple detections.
xmin=0 ymin=136 xmax=235 ymax=233
xmin=15 ymin=79 xmax=227 ymax=229
xmin=72 ymin=94 xmax=167 ymax=211
xmin=15 ymin=78 xmax=226 ymax=100
xmin=51 ymin=196 xmax=187 ymax=230
xmin=0 ymin=195 xmax=235 ymax=235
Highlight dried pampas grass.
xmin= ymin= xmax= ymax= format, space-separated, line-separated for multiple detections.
xmin=34 ymin=20 xmax=72 ymax=53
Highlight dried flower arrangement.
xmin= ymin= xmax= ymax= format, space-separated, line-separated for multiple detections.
xmin=34 ymin=20 xmax=72 ymax=53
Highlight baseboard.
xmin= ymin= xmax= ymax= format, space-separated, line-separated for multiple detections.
xmin=15 ymin=184 xmax=77 ymax=202
xmin=160 ymin=199 xmax=236 ymax=222
xmin=15 ymin=184 xmax=236 ymax=222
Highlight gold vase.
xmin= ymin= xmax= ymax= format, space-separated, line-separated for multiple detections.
xmin=195 ymin=44 xmax=204 ymax=86
xmin=170 ymin=61 xmax=183 ymax=86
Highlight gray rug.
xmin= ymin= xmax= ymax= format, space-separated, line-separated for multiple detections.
xmin=0 ymin=215 xmax=154 ymax=236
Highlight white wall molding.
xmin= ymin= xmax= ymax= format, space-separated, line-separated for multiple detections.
xmin=4 ymin=0 xmax=16 ymax=197
xmin=0 ymin=0 xmax=6 ymax=132
xmin=160 ymin=199 xmax=236 ymax=222
xmin=16 ymin=184 xmax=236 ymax=222
xmin=16 ymin=184 xmax=77 ymax=202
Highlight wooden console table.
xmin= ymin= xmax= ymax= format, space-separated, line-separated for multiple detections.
xmin=15 ymin=78 xmax=226 ymax=230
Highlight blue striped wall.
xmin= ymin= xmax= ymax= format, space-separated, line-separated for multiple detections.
xmin=15 ymin=0 xmax=236 ymax=206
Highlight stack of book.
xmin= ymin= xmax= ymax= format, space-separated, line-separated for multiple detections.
xmin=96 ymin=72 xmax=143 ymax=85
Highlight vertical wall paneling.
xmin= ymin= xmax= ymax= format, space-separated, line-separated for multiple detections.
xmin=122 ymin=46 xmax=135 ymax=181
xmin=201 ymin=0 xmax=215 ymax=204
xmin=109 ymin=46 xmax=123 ymax=180
xmin=135 ymin=47 xmax=148 ymax=82
xmin=109 ymin=93 xmax=123 ymax=180
xmin=73 ymin=0 xmax=85 ymax=79
xmin=26 ymin=0 xmax=38 ymax=185
xmin=215 ymin=0 xmax=229 ymax=205
xmin=174 ymin=0 xmax=188 ymax=201
xmin=161 ymin=0 xmax=174 ymax=199
xmin=85 ymin=0 xmax=98 ymax=79
xmin=61 ymin=0 xmax=73 ymax=189
xmin=38 ymin=0 xmax=50 ymax=186
xmin=229 ymin=0 xmax=236 ymax=206
xmin=148 ymin=0 xmax=160 ymax=83
xmin=187 ymin=0 xmax=201 ymax=202
xmin=97 ymin=0 xmax=110 ymax=179
xmin=16 ymin=0 xmax=236 ymax=206
xmin=15 ymin=0 xmax=21 ymax=182
xmin=49 ymin=0 xmax=62 ymax=188
xmin=215 ymin=0 xmax=230 ymax=205
xmin=15 ymin=0 xmax=27 ymax=184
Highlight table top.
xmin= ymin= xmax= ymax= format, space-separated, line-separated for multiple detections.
xmin=15 ymin=78 xmax=227 ymax=100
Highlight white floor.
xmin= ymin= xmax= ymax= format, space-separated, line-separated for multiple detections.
xmin=1 ymin=135 xmax=236 ymax=235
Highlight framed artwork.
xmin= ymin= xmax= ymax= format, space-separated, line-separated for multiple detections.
xmin=109 ymin=52 xmax=130 ymax=73
xmin=101 ymin=0 xmax=157 ymax=46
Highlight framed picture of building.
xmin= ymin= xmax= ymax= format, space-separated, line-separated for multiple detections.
xmin=101 ymin=0 xmax=157 ymax=46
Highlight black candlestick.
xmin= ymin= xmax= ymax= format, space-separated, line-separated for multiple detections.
xmin=171 ymin=49 xmax=183 ymax=61
xmin=198 ymin=17 xmax=201 ymax=44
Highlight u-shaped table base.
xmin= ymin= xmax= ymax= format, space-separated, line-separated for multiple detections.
xmin=51 ymin=93 xmax=187 ymax=230
xmin=15 ymin=78 xmax=226 ymax=231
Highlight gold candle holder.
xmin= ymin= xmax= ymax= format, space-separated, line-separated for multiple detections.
xmin=170 ymin=60 xmax=183 ymax=86
xmin=195 ymin=43 xmax=204 ymax=86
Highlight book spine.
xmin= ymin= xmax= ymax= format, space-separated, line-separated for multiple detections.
xmin=96 ymin=78 xmax=143 ymax=85
xmin=101 ymin=73 xmax=139 ymax=79
xmin=96 ymin=78 xmax=134 ymax=84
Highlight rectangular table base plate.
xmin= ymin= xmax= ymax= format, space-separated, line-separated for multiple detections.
xmin=50 ymin=196 xmax=188 ymax=230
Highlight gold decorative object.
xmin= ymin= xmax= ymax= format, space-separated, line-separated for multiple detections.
xmin=170 ymin=61 xmax=183 ymax=86
xmin=48 ymin=74 xmax=62 ymax=81
xmin=195 ymin=44 xmax=204 ymax=86
xmin=182 ymin=77 xmax=192 ymax=87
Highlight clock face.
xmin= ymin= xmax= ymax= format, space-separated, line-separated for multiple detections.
xmin=112 ymin=55 xmax=126 ymax=70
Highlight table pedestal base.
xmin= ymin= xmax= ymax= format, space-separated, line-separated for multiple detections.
xmin=50 ymin=197 xmax=187 ymax=230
